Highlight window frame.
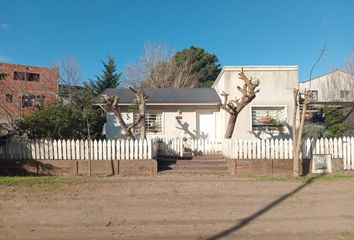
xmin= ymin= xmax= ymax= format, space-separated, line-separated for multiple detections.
xmin=250 ymin=105 xmax=288 ymax=133
xmin=5 ymin=93 xmax=13 ymax=103
xmin=134 ymin=111 xmax=164 ymax=135
xmin=308 ymin=90 xmax=318 ymax=101
xmin=20 ymin=94 xmax=45 ymax=108
xmin=13 ymin=71 xmax=40 ymax=82
xmin=340 ymin=90 xmax=351 ymax=99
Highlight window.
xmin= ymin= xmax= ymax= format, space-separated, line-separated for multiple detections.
xmin=0 ymin=73 xmax=8 ymax=80
xmin=13 ymin=71 xmax=40 ymax=82
xmin=5 ymin=94 xmax=13 ymax=103
xmin=340 ymin=90 xmax=351 ymax=99
xmin=134 ymin=113 xmax=163 ymax=134
xmin=20 ymin=94 xmax=45 ymax=108
xmin=14 ymin=71 xmax=26 ymax=81
xmin=308 ymin=90 xmax=318 ymax=101
xmin=27 ymin=73 xmax=40 ymax=81
xmin=251 ymin=106 xmax=286 ymax=132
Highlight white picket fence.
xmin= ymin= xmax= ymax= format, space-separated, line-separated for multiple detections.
xmin=222 ymin=137 xmax=354 ymax=170
xmin=222 ymin=138 xmax=294 ymax=160
xmin=0 ymin=139 xmax=159 ymax=161
xmin=157 ymin=138 xmax=222 ymax=157
xmin=1 ymin=137 xmax=353 ymax=170
xmin=302 ymin=137 xmax=354 ymax=170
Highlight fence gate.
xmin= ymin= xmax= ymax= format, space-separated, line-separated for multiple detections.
xmin=157 ymin=138 xmax=222 ymax=157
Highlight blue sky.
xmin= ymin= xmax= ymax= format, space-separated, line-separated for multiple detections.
xmin=0 ymin=0 xmax=353 ymax=82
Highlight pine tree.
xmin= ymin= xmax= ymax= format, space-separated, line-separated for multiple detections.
xmin=90 ymin=57 xmax=122 ymax=95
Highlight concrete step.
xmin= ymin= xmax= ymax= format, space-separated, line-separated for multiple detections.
xmin=158 ymin=156 xmax=229 ymax=175
xmin=159 ymin=170 xmax=229 ymax=175
xmin=159 ymin=165 xmax=228 ymax=171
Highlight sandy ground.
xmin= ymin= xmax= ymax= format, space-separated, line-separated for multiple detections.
xmin=1 ymin=174 xmax=354 ymax=240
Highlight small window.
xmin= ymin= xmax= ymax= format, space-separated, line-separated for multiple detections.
xmin=340 ymin=90 xmax=351 ymax=99
xmin=308 ymin=90 xmax=318 ymax=101
xmin=20 ymin=94 xmax=45 ymax=108
xmin=0 ymin=73 xmax=8 ymax=80
xmin=14 ymin=71 xmax=26 ymax=81
xmin=251 ymin=106 xmax=286 ymax=133
xmin=5 ymin=94 xmax=13 ymax=103
xmin=13 ymin=71 xmax=40 ymax=82
xmin=27 ymin=73 xmax=40 ymax=81
xmin=134 ymin=113 xmax=163 ymax=134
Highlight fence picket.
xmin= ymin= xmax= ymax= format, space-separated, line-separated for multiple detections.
xmin=252 ymin=140 xmax=257 ymax=159
xmin=143 ymin=140 xmax=148 ymax=159
xmin=346 ymin=137 xmax=351 ymax=170
xmin=351 ymin=137 xmax=354 ymax=170
xmin=111 ymin=140 xmax=116 ymax=160
xmin=333 ymin=138 xmax=338 ymax=158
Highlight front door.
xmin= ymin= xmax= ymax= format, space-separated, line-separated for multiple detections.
xmin=198 ymin=112 xmax=215 ymax=139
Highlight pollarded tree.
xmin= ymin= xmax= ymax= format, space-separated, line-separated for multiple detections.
xmin=101 ymin=86 xmax=149 ymax=140
xmin=220 ymin=68 xmax=260 ymax=138
xmin=90 ymin=57 xmax=122 ymax=95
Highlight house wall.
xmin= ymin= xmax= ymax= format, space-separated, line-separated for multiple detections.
xmin=213 ymin=66 xmax=299 ymax=139
xmin=300 ymin=71 xmax=354 ymax=102
xmin=106 ymin=105 xmax=221 ymax=139
xmin=0 ymin=63 xmax=58 ymax=123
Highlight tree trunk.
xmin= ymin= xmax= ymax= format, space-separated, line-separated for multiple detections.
xmin=225 ymin=114 xmax=238 ymax=138
xmin=139 ymin=98 xmax=146 ymax=139
xmin=112 ymin=108 xmax=136 ymax=140
xmin=292 ymin=89 xmax=299 ymax=176
xmin=86 ymin=118 xmax=92 ymax=177
xmin=293 ymin=100 xmax=308 ymax=177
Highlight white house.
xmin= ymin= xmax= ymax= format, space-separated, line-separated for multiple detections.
xmin=300 ymin=70 xmax=354 ymax=103
xmin=101 ymin=65 xmax=299 ymax=140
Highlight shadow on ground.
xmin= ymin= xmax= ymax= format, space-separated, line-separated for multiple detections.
xmin=206 ymin=175 xmax=321 ymax=240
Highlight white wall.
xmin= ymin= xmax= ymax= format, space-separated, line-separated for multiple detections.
xmin=105 ymin=105 xmax=221 ymax=139
xmin=213 ymin=66 xmax=299 ymax=139
xmin=300 ymin=71 xmax=354 ymax=102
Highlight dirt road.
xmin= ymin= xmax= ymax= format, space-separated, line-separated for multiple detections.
xmin=1 ymin=175 xmax=354 ymax=240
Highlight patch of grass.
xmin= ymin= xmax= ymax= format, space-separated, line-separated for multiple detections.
xmin=194 ymin=236 xmax=205 ymax=240
xmin=340 ymin=230 xmax=354 ymax=239
xmin=249 ymin=172 xmax=354 ymax=183
xmin=0 ymin=175 xmax=97 ymax=193
xmin=0 ymin=176 xmax=58 ymax=184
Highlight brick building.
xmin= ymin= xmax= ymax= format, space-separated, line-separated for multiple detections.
xmin=0 ymin=63 xmax=58 ymax=128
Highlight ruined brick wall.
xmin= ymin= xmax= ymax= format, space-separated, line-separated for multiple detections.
xmin=0 ymin=63 xmax=58 ymax=123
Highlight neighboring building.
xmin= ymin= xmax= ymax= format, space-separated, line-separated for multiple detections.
xmin=300 ymin=70 xmax=354 ymax=103
xmin=101 ymin=65 xmax=299 ymax=140
xmin=0 ymin=63 xmax=58 ymax=125
xmin=299 ymin=70 xmax=354 ymax=129
xmin=58 ymin=84 xmax=85 ymax=104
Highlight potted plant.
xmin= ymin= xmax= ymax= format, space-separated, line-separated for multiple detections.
xmin=258 ymin=115 xmax=275 ymax=124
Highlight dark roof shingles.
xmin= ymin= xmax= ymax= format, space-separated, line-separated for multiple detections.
xmin=101 ymin=88 xmax=221 ymax=104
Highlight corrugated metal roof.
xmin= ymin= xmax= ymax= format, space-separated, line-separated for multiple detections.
xmin=100 ymin=88 xmax=221 ymax=105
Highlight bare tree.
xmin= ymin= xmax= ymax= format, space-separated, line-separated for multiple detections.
xmin=53 ymin=55 xmax=82 ymax=100
xmin=292 ymin=30 xmax=328 ymax=177
xmin=220 ymin=68 xmax=260 ymax=138
xmin=101 ymin=87 xmax=148 ymax=140
xmin=125 ymin=42 xmax=198 ymax=88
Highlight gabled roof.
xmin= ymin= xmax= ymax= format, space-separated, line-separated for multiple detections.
xmin=100 ymin=88 xmax=221 ymax=105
